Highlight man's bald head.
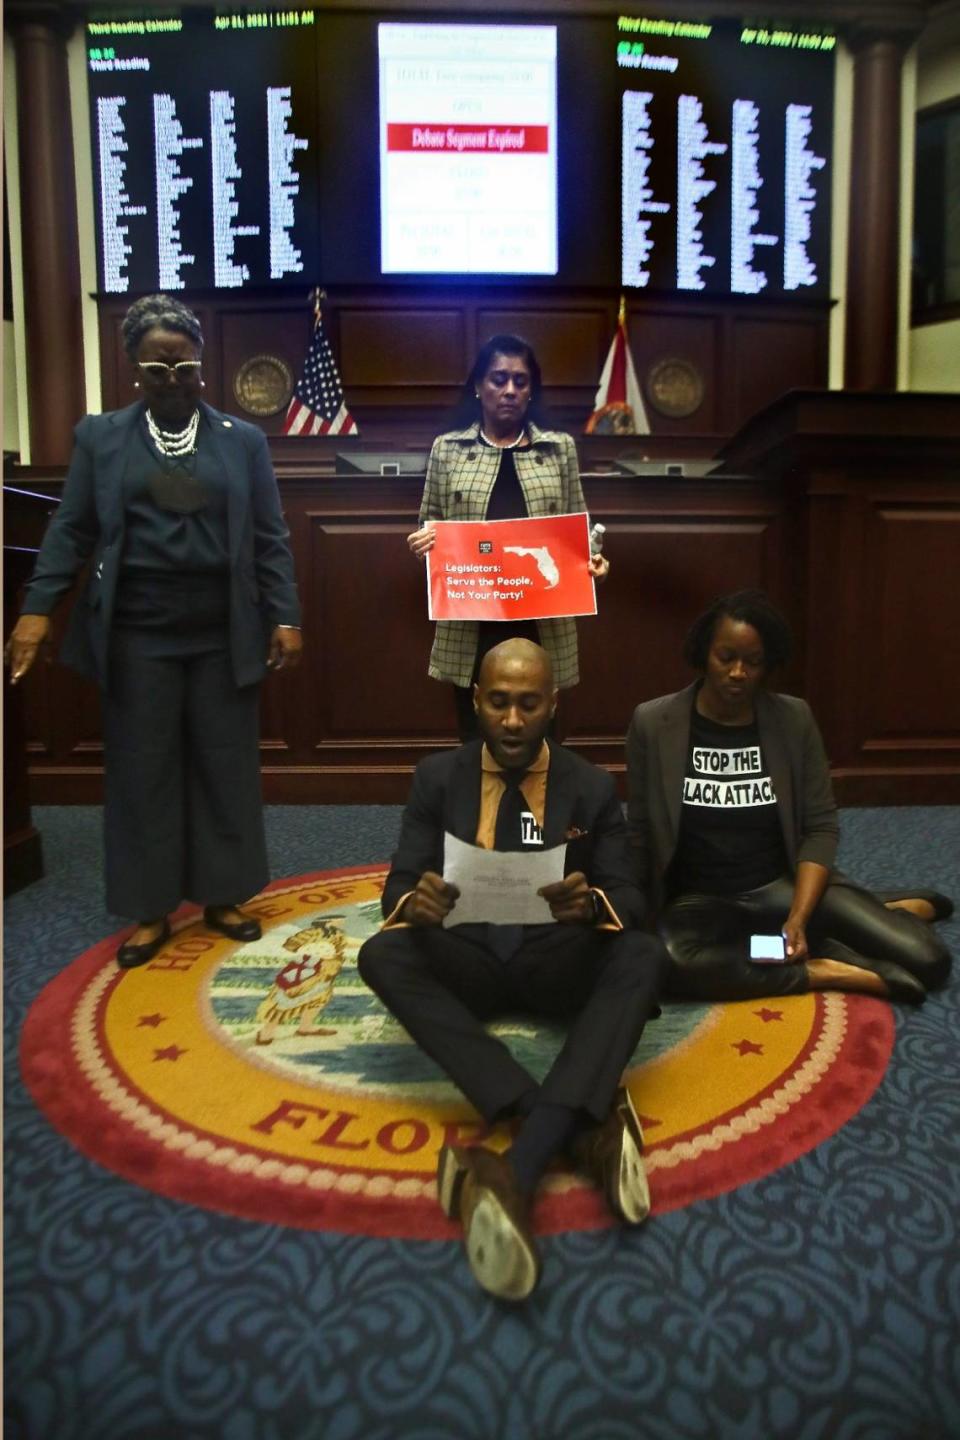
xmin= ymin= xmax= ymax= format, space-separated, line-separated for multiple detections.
xmin=474 ymin=639 xmax=557 ymax=769
xmin=477 ymin=637 xmax=554 ymax=692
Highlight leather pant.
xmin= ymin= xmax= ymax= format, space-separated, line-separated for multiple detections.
xmin=659 ymin=874 xmax=951 ymax=1001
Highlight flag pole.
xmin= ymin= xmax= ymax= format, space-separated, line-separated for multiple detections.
xmin=309 ymin=286 xmax=327 ymax=326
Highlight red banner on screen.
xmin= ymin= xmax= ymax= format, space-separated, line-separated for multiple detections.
xmin=386 ymin=124 xmax=550 ymax=154
xmin=427 ymin=514 xmax=596 ymax=622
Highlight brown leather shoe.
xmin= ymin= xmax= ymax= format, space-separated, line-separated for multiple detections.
xmin=437 ymin=1144 xmax=541 ymax=1301
xmin=573 ymin=1086 xmax=650 ymax=1225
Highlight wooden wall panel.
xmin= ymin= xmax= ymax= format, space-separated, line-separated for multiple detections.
xmin=258 ymin=667 xmax=298 ymax=755
xmin=21 ymin=593 xmax=103 ymax=763
xmin=94 ymin=291 xmax=830 ymax=441
xmin=804 ymin=488 xmax=960 ymax=799
xmin=305 ymin=520 xmax=448 ymax=745
xmin=338 ymin=308 xmax=466 ymax=390
xmin=564 ymin=506 xmax=787 ymax=746
xmin=731 ymin=314 xmax=825 ymax=429
xmin=721 ymin=391 xmax=960 ymax=803
xmin=801 ymin=488 xmax=861 ymax=768
xmin=868 ymin=506 xmax=960 ymax=740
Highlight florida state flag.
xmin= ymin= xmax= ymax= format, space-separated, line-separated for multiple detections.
xmin=427 ymin=513 xmax=597 ymax=622
xmin=585 ymin=296 xmax=650 ymax=435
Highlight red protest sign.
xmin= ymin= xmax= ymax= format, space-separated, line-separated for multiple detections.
xmin=427 ymin=513 xmax=597 ymax=622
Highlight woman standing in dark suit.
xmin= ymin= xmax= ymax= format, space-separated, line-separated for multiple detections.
xmin=626 ymin=591 xmax=952 ymax=1005
xmin=407 ymin=334 xmax=608 ymax=738
xmin=5 ymin=295 xmax=302 ymax=966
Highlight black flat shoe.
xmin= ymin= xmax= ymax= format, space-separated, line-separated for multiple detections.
xmin=825 ymin=939 xmax=927 ymax=1006
xmin=875 ymin=889 xmax=955 ymax=923
xmin=117 ymin=919 xmax=171 ymax=969
xmin=203 ymin=907 xmax=262 ymax=943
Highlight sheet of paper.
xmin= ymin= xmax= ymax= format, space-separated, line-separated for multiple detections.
xmin=442 ymin=831 xmax=566 ymax=926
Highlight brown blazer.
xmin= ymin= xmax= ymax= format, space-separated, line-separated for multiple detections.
xmin=625 ymin=683 xmax=840 ymax=918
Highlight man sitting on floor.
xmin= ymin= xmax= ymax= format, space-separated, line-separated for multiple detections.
xmin=358 ymin=638 xmax=666 ymax=1301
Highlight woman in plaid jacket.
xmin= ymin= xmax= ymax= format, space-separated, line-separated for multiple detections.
xmin=408 ymin=334 xmax=607 ymax=737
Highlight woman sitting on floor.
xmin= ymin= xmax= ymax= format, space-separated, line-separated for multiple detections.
xmin=625 ymin=590 xmax=953 ymax=1006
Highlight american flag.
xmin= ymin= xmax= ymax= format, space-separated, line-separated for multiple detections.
xmin=283 ymin=303 xmax=358 ymax=437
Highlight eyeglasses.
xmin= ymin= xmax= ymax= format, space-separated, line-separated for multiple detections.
xmin=137 ymin=361 xmax=203 ymax=381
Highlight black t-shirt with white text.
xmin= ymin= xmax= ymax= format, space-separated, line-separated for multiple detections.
xmin=668 ymin=707 xmax=788 ymax=897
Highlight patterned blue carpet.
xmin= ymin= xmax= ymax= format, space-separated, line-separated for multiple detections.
xmin=5 ymin=805 xmax=960 ymax=1440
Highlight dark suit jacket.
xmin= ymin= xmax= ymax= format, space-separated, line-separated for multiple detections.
xmin=383 ymin=738 xmax=648 ymax=930
xmin=626 ymin=683 xmax=840 ymax=918
xmin=21 ymin=401 xmax=300 ymax=688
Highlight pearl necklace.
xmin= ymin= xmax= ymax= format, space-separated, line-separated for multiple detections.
xmin=146 ymin=407 xmax=200 ymax=458
xmin=479 ymin=427 xmax=526 ymax=450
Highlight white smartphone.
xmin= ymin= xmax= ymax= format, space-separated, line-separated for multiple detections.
xmin=750 ymin=933 xmax=787 ymax=964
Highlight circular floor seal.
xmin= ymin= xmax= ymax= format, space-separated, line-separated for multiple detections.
xmin=21 ymin=867 xmax=895 ymax=1238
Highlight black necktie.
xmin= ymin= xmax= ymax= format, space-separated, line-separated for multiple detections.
xmin=489 ymin=769 xmax=528 ymax=959
xmin=494 ymin=768 xmax=528 ymax=853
